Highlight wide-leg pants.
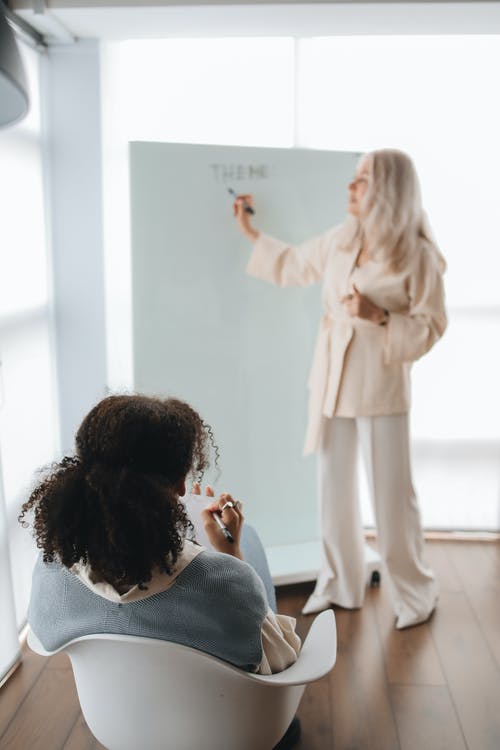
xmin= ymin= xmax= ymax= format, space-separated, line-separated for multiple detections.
xmin=312 ymin=413 xmax=438 ymax=628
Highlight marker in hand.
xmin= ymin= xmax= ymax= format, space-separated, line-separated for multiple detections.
xmin=228 ymin=187 xmax=255 ymax=215
xmin=211 ymin=510 xmax=235 ymax=544
xmin=193 ymin=483 xmax=241 ymax=549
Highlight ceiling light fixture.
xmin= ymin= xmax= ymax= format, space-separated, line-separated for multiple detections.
xmin=0 ymin=3 xmax=29 ymax=127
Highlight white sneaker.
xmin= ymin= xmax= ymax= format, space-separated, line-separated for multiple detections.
xmin=301 ymin=593 xmax=332 ymax=616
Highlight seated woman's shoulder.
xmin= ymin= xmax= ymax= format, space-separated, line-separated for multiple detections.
xmin=195 ymin=548 xmax=264 ymax=584
xmin=182 ymin=549 xmax=268 ymax=611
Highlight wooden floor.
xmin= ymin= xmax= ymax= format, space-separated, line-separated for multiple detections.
xmin=1 ymin=541 xmax=499 ymax=750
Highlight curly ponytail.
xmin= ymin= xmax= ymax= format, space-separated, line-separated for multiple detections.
xmin=19 ymin=395 xmax=217 ymax=588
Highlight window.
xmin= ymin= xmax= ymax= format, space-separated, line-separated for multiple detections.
xmin=297 ymin=35 xmax=500 ymax=530
xmin=102 ymin=34 xmax=500 ymax=532
xmin=0 ymin=42 xmax=59 ymax=647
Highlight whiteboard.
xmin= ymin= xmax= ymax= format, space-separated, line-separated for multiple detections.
xmin=130 ymin=142 xmax=359 ymax=547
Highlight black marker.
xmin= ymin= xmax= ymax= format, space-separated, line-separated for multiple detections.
xmin=211 ymin=511 xmax=234 ymax=544
xmin=227 ymin=187 xmax=255 ymax=215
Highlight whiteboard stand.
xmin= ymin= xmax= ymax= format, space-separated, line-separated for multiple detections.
xmin=266 ymin=540 xmax=382 ymax=588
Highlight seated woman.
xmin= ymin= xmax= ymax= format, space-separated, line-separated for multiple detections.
xmin=21 ymin=394 xmax=300 ymax=677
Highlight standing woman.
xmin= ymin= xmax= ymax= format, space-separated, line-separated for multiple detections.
xmin=233 ymin=149 xmax=447 ymax=629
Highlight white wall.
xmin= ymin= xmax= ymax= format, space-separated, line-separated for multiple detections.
xmin=44 ymin=40 xmax=108 ymax=452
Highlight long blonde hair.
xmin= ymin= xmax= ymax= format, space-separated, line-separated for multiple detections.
xmin=338 ymin=149 xmax=446 ymax=273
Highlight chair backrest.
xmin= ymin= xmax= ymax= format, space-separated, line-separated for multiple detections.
xmin=28 ymin=609 xmax=337 ymax=750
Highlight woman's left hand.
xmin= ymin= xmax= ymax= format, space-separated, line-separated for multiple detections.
xmin=341 ymin=285 xmax=387 ymax=325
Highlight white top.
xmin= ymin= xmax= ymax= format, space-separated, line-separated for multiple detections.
xmin=247 ymin=230 xmax=447 ymax=453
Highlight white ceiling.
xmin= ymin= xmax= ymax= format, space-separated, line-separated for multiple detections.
xmin=10 ymin=1 xmax=500 ymax=43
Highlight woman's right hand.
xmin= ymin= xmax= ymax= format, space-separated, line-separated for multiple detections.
xmin=233 ymin=194 xmax=260 ymax=242
xmin=200 ymin=492 xmax=244 ymax=559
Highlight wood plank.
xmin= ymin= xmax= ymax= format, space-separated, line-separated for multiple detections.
xmin=446 ymin=541 xmax=500 ymax=592
xmin=276 ymin=585 xmax=334 ymax=749
xmin=295 ymin=677 xmax=333 ymax=750
xmin=276 ymin=582 xmax=316 ymax=648
xmin=328 ymin=590 xmax=400 ymax=750
xmin=482 ymin=539 xmax=500 ymax=572
xmin=371 ymin=578 xmax=445 ymax=686
xmin=44 ymin=650 xmax=73 ymax=671
xmin=391 ymin=685 xmax=467 ymax=750
xmin=429 ymin=590 xmax=500 ymax=750
xmin=62 ymin=714 xmax=106 ymax=750
xmin=460 ymin=587 xmax=500 ymax=670
xmin=423 ymin=540 xmax=462 ymax=593
xmin=0 ymin=666 xmax=81 ymax=750
xmin=276 ymin=582 xmax=314 ymax=622
xmin=446 ymin=541 xmax=500 ymax=669
xmin=0 ymin=648 xmax=46 ymax=737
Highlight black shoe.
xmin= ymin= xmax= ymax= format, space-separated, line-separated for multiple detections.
xmin=273 ymin=717 xmax=301 ymax=749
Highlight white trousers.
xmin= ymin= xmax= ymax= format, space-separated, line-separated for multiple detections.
xmin=313 ymin=414 xmax=438 ymax=628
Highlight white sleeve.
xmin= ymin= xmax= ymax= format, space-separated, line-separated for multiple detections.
xmin=246 ymin=229 xmax=338 ymax=288
xmin=384 ymin=247 xmax=447 ymax=364
xmin=256 ymin=608 xmax=302 ymax=675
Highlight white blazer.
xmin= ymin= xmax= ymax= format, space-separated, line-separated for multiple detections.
xmin=246 ymin=228 xmax=447 ymax=454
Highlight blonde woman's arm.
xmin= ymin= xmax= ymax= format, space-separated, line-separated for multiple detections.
xmin=384 ymin=247 xmax=447 ymax=364
xmin=234 ymin=194 xmax=335 ymax=287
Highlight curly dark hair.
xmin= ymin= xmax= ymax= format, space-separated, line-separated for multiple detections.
xmin=19 ymin=394 xmax=215 ymax=589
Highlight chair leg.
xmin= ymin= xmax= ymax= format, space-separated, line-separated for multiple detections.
xmin=273 ymin=717 xmax=301 ymax=749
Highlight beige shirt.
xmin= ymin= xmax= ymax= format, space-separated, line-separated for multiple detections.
xmin=73 ymin=540 xmax=300 ymax=675
xmin=247 ymin=229 xmax=447 ymax=454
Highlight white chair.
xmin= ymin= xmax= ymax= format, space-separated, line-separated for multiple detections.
xmin=28 ymin=609 xmax=336 ymax=750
